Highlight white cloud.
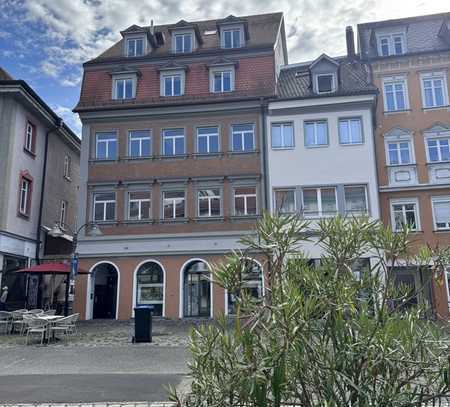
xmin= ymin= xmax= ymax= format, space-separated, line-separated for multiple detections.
xmin=40 ymin=60 xmax=61 ymax=78
xmin=53 ymin=104 xmax=82 ymax=136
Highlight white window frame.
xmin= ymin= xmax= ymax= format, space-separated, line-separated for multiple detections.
xmin=93 ymin=192 xmax=116 ymax=222
xmin=160 ymin=70 xmax=185 ymax=97
xmin=128 ymin=130 xmax=151 ymax=158
xmin=95 ymin=132 xmax=117 ymax=160
xmin=382 ymin=76 xmax=409 ymax=112
xmin=271 ymin=122 xmax=295 ymax=149
xmin=220 ymin=26 xmax=243 ymax=49
xmin=173 ymin=32 xmax=194 ymax=53
xmin=384 ymin=134 xmax=414 ymax=166
xmin=431 ymin=196 xmax=450 ymax=231
xmin=301 ymin=187 xmax=338 ymax=218
xmin=274 ymin=189 xmax=297 ymax=214
xmin=126 ymin=37 xmax=145 ymax=57
xmin=390 ymin=198 xmax=420 ymax=232
xmin=210 ymin=67 xmax=235 ymax=93
xmin=377 ymin=33 xmax=406 ymax=56
xmin=234 ymin=187 xmax=257 ymax=216
xmin=162 ymin=128 xmax=185 ymax=156
xmin=420 ymin=72 xmax=448 ymax=108
xmin=338 ymin=117 xmax=363 ymax=145
xmin=425 ymin=135 xmax=450 ymax=163
xmin=343 ymin=185 xmax=368 ymax=216
xmin=196 ymin=126 xmax=220 ymax=154
xmin=25 ymin=122 xmax=34 ymax=152
xmin=19 ymin=178 xmax=31 ymax=215
xmin=60 ymin=200 xmax=67 ymax=226
xmin=198 ymin=189 xmax=222 ymax=217
xmin=231 ymin=124 xmax=255 ymax=152
xmin=162 ymin=190 xmax=185 ymax=219
xmin=304 ymin=120 xmax=328 ymax=147
xmin=128 ymin=191 xmax=151 ymax=220
xmin=314 ymin=73 xmax=336 ymax=94
xmin=63 ymin=154 xmax=71 ymax=179
xmin=112 ymin=75 xmax=136 ymax=100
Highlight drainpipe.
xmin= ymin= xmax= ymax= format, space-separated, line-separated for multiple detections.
xmin=34 ymin=118 xmax=63 ymax=264
xmin=260 ymin=97 xmax=269 ymax=211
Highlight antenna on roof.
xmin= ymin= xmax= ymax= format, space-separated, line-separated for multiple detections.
xmin=150 ymin=19 xmax=154 ymax=35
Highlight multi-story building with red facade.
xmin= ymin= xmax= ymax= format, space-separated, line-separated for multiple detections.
xmin=358 ymin=12 xmax=450 ymax=319
xmin=73 ymin=13 xmax=287 ymax=320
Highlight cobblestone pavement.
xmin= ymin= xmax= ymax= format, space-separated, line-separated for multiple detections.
xmin=0 ymin=318 xmax=212 ymax=348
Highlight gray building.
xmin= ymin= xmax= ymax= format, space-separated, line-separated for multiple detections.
xmin=0 ymin=67 xmax=80 ymax=309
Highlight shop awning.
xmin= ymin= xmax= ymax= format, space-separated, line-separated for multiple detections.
xmin=16 ymin=262 xmax=89 ymax=275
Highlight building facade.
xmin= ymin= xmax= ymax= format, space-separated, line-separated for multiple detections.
xmin=0 ymin=68 xmax=81 ymax=309
xmin=358 ymin=12 xmax=450 ymax=319
xmin=73 ymin=13 xmax=287 ymax=320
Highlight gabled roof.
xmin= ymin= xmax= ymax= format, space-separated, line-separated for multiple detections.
xmin=207 ymin=56 xmax=238 ymax=67
xmin=276 ymin=56 xmax=377 ymax=100
xmin=157 ymin=61 xmax=189 ymax=71
xmin=168 ymin=19 xmax=203 ymax=45
xmin=0 ymin=67 xmax=13 ymax=80
xmin=309 ymin=53 xmax=339 ymax=69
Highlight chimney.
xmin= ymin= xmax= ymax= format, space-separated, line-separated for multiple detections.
xmin=346 ymin=26 xmax=355 ymax=58
xmin=150 ymin=19 xmax=154 ymax=35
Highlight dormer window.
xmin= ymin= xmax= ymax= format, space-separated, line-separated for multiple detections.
xmin=112 ymin=75 xmax=136 ymax=100
xmin=174 ymin=33 xmax=193 ymax=53
xmin=377 ymin=33 xmax=406 ymax=56
xmin=315 ymin=74 xmax=336 ymax=94
xmin=223 ymin=28 xmax=241 ymax=48
xmin=127 ymin=37 xmax=144 ymax=57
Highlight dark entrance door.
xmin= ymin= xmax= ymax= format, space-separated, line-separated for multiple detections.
xmin=184 ymin=261 xmax=210 ymax=317
xmin=93 ymin=264 xmax=118 ymax=319
xmin=2 ymin=256 xmax=27 ymax=310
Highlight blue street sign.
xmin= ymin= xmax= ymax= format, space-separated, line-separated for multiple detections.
xmin=71 ymin=254 xmax=79 ymax=278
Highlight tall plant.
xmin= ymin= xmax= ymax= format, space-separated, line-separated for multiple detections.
xmin=171 ymin=214 xmax=450 ymax=406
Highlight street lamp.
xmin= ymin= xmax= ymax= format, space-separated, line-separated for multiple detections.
xmin=49 ymin=222 xmax=103 ymax=316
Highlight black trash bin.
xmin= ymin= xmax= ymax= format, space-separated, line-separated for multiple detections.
xmin=133 ymin=305 xmax=154 ymax=343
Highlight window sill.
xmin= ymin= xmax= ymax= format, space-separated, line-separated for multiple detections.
xmin=339 ymin=142 xmax=364 ymax=147
xmin=426 ymin=161 xmax=450 ymax=166
xmin=383 ymin=109 xmax=411 ymax=115
xmin=195 ymin=216 xmax=225 ymax=223
xmin=230 ymin=214 xmax=260 ymax=221
xmin=271 ymin=146 xmax=295 ymax=151
xmin=193 ymin=152 xmax=224 ymax=159
xmin=159 ymin=154 xmax=189 ymax=160
xmin=386 ymin=163 xmax=416 ymax=167
xmin=93 ymin=220 xmax=117 ymax=226
xmin=159 ymin=218 xmax=189 ymax=224
xmin=23 ymin=148 xmax=36 ymax=158
xmin=227 ymin=150 xmax=259 ymax=156
xmin=122 ymin=219 xmax=153 ymax=225
xmin=422 ymin=105 xmax=450 ymax=112
xmin=304 ymin=144 xmax=329 ymax=149
xmin=89 ymin=158 xmax=118 ymax=164
xmin=64 ymin=176 xmax=72 ymax=182
xmin=433 ymin=229 xmax=450 ymax=233
xmin=17 ymin=211 xmax=30 ymax=220
xmin=122 ymin=156 xmax=153 ymax=162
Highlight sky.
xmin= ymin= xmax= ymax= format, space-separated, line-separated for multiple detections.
xmin=0 ymin=0 xmax=449 ymax=137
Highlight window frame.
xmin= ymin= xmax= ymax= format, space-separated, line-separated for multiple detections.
xmin=390 ymin=198 xmax=420 ymax=232
xmin=63 ymin=154 xmax=71 ymax=179
xmin=420 ymin=72 xmax=448 ymax=109
xmin=304 ymin=120 xmax=329 ymax=148
xmin=18 ymin=174 xmax=33 ymax=218
xmin=112 ymin=75 xmax=136 ymax=100
xmin=314 ymin=73 xmax=336 ymax=94
xmin=196 ymin=126 xmax=220 ymax=154
xmin=377 ymin=33 xmax=406 ymax=56
xmin=382 ymin=76 xmax=409 ymax=112
xmin=431 ymin=196 xmax=450 ymax=231
xmin=385 ymin=135 xmax=414 ymax=166
xmin=338 ymin=117 xmax=364 ymax=145
xmin=60 ymin=199 xmax=68 ymax=226
xmin=128 ymin=130 xmax=152 ymax=158
xmin=425 ymin=136 xmax=450 ymax=163
xmin=343 ymin=185 xmax=368 ymax=216
xmin=220 ymin=26 xmax=243 ymax=49
xmin=93 ymin=192 xmax=116 ymax=222
xmin=95 ymin=132 xmax=118 ymax=160
xmin=162 ymin=190 xmax=186 ymax=220
xmin=24 ymin=121 xmax=36 ymax=155
xmin=197 ymin=188 xmax=222 ymax=218
xmin=233 ymin=186 xmax=257 ymax=216
xmin=271 ymin=122 xmax=295 ymax=150
xmin=126 ymin=37 xmax=145 ymax=57
xmin=160 ymin=71 xmax=185 ymax=97
xmin=231 ymin=123 xmax=255 ymax=153
xmin=301 ymin=186 xmax=338 ymax=218
xmin=162 ymin=128 xmax=185 ymax=156
xmin=173 ymin=32 xmax=194 ymax=53
xmin=210 ymin=67 xmax=235 ymax=93
xmin=274 ymin=189 xmax=297 ymax=214
xmin=128 ymin=190 xmax=151 ymax=221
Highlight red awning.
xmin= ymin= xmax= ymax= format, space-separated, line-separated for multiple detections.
xmin=16 ymin=262 xmax=89 ymax=275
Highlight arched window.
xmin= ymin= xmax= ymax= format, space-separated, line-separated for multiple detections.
xmin=136 ymin=262 xmax=164 ymax=316
xmin=227 ymin=260 xmax=263 ymax=315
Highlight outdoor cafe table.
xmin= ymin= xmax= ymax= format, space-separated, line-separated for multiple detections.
xmin=38 ymin=315 xmax=64 ymax=342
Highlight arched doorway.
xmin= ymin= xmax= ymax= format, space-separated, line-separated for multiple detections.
xmin=91 ymin=263 xmax=118 ymax=319
xmin=227 ymin=259 xmax=263 ymax=315
xmin=182 ymin=260 xmax=211 ymax=318
xmin=135 ymin=261 xmax=165 ymax=316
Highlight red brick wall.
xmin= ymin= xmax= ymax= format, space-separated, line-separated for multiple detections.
xmin=78 ymin=55 xmax=275 ymax=107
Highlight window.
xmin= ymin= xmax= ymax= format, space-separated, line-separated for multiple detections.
xmin=162 ymin=128 xmax=185 ymax=156
xmin=18 ymin=176 xmax=32 ymax=216
xmin=275 ymin=189 xmax=296 ymax=214
xmin=304 ymin=120 xmax=328 ymax=147
xmin=93 ymin=192 xmax=116 ymax=222
xmin=234 ymin=187 xmax=257 ymax=216
xmin=114 ymin=77 xmax=135 ymax=99
xmin=126 ymin=38 xmax=144 ymax=57
xmin=302 ymin=187 xmax=337 ymax=217
xmin=95 ymin=132 xmax=117 ymax=160
xmin=24 ymin=121 xmax=36 ymax=154
xmin=421 ymin=73 xmax=447 ymax=108
xmin=232 ymin=124 xmax=254 ymax=152
xmin=128 ymin=191 xmax=151 ymax=220
xmin=162 ymin=74 xmax=183 ymax=96
xmin=223 ymin=28 xmax=241 ymax=48
xmin=387 ymin=141 xmax=412 ymax=165
xmin=316 ymin=74 xmax=335 ymax=93
xmin=427 ymin=138 xmax=450 ymax=162
xmin=432 ymin=197 xmax=450 ymax=230
xmin=163 ymin=191 xmax=185 ymax=219
xmin=60 ymin=200 xmax=67 ymax=226
xmin=174 ymin=33 xmax=192 ymax=53
xmin=344 ymin=186 xmax=368 ymax=216
xmin=391 ymin=200 xmax=419 ymax=232
xmin=135 ymin=262 xmax=164 ymax=316
xmin=212 ymin=70 xmax=233 ymax=92
xmin=198 ymin=189 xmax=221 ymax=217
xmin=378 ymin=34 xmax=406 ymax=56
xmin=197 ymin=127 xmax=219 ymax=154
xmin=63 ymin=155 xmax=71 ymax=179
xmin=129 ymin=130 xmax=151 ymax=157
xmin=271 ymin=123 xmax=294 ymax=149
xmin=339 ymin=118 xmax=363 ymax=145
xmin=383 ymin=78 xmax=407 ymax=111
